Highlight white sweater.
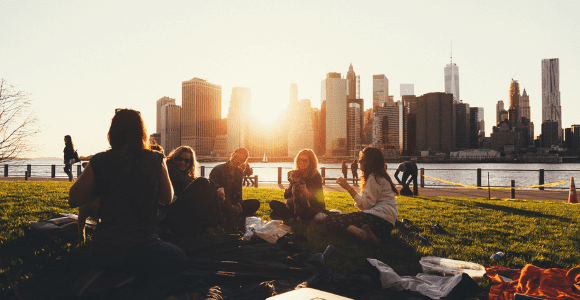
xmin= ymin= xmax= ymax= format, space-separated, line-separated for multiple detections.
xmin=352 ymin=174 xmax=398 ymax=226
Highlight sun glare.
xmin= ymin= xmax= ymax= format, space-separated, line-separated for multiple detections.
xmin=250 ymin=105 xmax=283 ymax=128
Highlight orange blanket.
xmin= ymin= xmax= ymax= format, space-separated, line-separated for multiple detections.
xmin=487 ymin=264 xmax=580 ymax=300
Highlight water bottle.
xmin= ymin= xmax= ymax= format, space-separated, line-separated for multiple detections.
xmin=413 ymin=234 xmax=428 ymax=244
xmin=316 ymin=244 xmax=336 ymax=261
xmin=243 ymin=227 xmax=255 ymax=241
xmin=490 ymin=251 xmax=505 ymax=260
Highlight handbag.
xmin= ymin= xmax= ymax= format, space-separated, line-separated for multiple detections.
xmin=74 ymin=150 xmax=81 ymax=163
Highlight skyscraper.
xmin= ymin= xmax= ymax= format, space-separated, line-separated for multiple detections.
xmin=227 ymin=87 xmax=251 ymax=153
xmin=496 ymin=100 xmax=504 ymax=125
xmin=400 ymin=84 xmax=414 ymax=97
xmin=509 ymin=79 xmax=520 ymax=126
xmin=444 ymin=53 xmax=460 ymax=103
xmin=160 ymin=103 xmax=181 ymax=155
xmin=542 ymin=58 xmax=562 ymax=139
xmin=520 ymin=88 xmax=530 ymax=121
xmin=156 ymin=97 xmax=175 ymax=134
xmin=289 ymin=83 xmax=298 ymax=106
xmin=347 ymin=63 xmax=356 ymax=100
xmin=373 ymin=74 xmax=388 ymax=110
xmin=288 ymin=84 xmax=314 ymax=155
xmin=415 ymin=92 xmax=456 ymax=153
xmin=347 ymin=98 xmax=364 ymax=157
xmin=181 ymin=77 xmax=221 ymax=156
xmin=322 ymin=72 xmax=347 ymax=156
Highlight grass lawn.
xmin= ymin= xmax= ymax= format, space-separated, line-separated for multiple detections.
xmin=1 ymin=181 xmax=580 ymax=299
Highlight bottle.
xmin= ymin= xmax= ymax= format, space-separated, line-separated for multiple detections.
xmin=413 ymin=234 xmax=428 ymax=244
xmin=490 ymin=251 xmax=505 ymax=260
xmin=243 ymin=227 xmax=255 ymax=241
xmin=316 ymin=244 xmax=336 ymax=261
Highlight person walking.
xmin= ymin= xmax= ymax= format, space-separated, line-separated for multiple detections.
xmin=341 ymin=160 xmax=348 ymax=179
xmin=63 ymin=135 xmax=78 ymax=181
xmin=351 ymin=159 xmax=359 ymax=186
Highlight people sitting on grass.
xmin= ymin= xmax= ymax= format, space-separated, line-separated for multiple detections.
xmin=269 ymin=149 xmax=325 ymax=222
xmin=68 ymin=109 xmax=186 ymax=280
xmin=209 ymin=147 xmax=260 ymax=220
xmin=158 ymin=146 xmax=222 ymax=237
xmin=325 ymin=146 xmax=399 ymax=246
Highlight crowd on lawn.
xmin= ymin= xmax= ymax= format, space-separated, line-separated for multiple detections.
xmin=65 ymin=108 xmax=422 ymax=284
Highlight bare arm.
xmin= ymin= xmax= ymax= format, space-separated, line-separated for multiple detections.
xmin=337 ymin=177 xmax=358 ymax=199
xmin=68 ymin=163 xmax=96 ymax=208
xmin=158 ymin=160 xmax=174 ymax=205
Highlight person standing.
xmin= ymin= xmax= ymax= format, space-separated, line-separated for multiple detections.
xmin=209 ymin=148 xmax=260 ymax=219
xmin=341 ymin=160 xmax=348 ymax=179
xmin=326 ymin=147 xmax=399 ymax=246
xmin=394 ymin=161 xmax=418 ymax=196
xmin=351 ymin=159 xmax=359 ymax=186
xmin=63 ymin=135 xmax=77 ymax=181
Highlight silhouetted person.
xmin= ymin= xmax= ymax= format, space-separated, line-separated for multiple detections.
xmin=394 ymin=161 xmax=418 ymax=196
xmin=351 ymin=159 xmax=359 ymax=186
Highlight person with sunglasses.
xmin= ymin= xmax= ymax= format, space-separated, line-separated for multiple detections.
xmin=209 ymin=148 xmax=260 ymax=219
xmin=158 ymin=146 xmax=222 ymax=236
xmin=269 ymin=149 xmax=325 ymax=222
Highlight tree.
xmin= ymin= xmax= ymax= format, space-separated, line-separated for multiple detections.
xmin=0 ymin=79 xmax=40 ymax=162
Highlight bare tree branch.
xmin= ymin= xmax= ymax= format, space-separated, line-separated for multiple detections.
xmin=0 ymin=78 xmax=41 ymax=162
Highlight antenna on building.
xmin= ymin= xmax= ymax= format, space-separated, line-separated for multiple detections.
xmin=450 ymin=41 xmax=453 ymax=64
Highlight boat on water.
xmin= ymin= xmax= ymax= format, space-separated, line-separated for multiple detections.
xmin=262 ymin=153 xmax=268 ymax=163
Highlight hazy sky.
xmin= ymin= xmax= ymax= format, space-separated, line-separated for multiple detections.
xmin=1 ymin=0 xmax=579 ymax=158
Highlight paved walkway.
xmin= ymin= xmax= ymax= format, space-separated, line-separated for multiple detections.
xmin=1 ymin=176 xmax=572 ymax=202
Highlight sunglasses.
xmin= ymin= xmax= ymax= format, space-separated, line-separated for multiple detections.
xmin=175 ymin=157 xmax=193 ymax=164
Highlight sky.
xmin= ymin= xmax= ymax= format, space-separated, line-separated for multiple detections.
xmin=1 ymin=0 xmax=579 ymax=158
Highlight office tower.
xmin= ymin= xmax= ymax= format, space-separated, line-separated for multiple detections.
xmin=455 ymin=102 xmax=470 ymax=150
xmin=288 ymin=98 xmax=314 ymax=155
xmin=470 ymin=107 xmax=480 ymax=148
xmin=156 ymin=97 xmax=175 ymax=134
xmin=312 ymin=107 xmax=324 ymax=157
xmin=444 ymin=53 xmax=460 ymax=103
xmin=400 ymin=84 xmax=414 ymax=97
xmin=347 ymin=64 xmax=356 ymax=100
xmin=570 ymin=125 xmax=580 ymax=149
xmin=520 ymin=88 xmax=530 ymax=121
xmin=415 ymin=92 xmax=456 ymax=153
xmin=289 ymin=83 xmax=298 ymax=106
xmin=322 ymin=73 xmax=347 ymax=156
xmin=227 ymin=87 xmax=251 ymax=153
xmin=181 ymin=78 xmax=221 ymax=156
xmin=347 ymin=99 xmax=364 ymax=156
xmin=356 ymin=75 xmax=360 ymax=99
xmin=402 ymin=95 xmax=418 ymax=155
xmin=160 ymin=103 xmax=181 ymax=154
xmin=509 ymin=79 xmax=520 ymax=126
xmin=496 ymin=100 xmax=504 ymax=125
xmin=373 ymin=102 xmax=405 ymax=155
xmin=373 ymin=75 xmax=389 ymax=110
xmin=542 ymin=58 xmax=562 ymax=139
xmin=541 ymin=120 xmax=560 ymax=147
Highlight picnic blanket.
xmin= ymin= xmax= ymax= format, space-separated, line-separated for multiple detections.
xmin=487 ymin=264 xmax=580 ymax=300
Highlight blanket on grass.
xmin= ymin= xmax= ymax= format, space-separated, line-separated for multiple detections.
xmin=487 ymin=264 xmax=580 ymax=300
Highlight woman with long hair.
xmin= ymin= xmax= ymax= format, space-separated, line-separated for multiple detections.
xmin=159 ymin=146 xmax=222 ymax=236
xmin=68 ymin=109 xmax=186 ymax=279
xmin=269 ymin=149 xmax=325 ymax=222
xmin=63 ymin=135 xmax=76 ymax=181
xmin=325 ymin=146 xmax=399 ymax=246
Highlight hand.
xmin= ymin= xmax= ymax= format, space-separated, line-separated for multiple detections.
xmin=234 ymin=203 xmax=243 ymax=213
xmin=217 ymin=188 xmax=225 ymax=201
xmin=336 ymin=177 xmax=350 ymax=190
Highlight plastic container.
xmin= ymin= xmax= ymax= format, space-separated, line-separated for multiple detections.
xmin=490 ymin=251 xmax=505 ymax=260
xmin=419 ymin=256 xmax=486 ymax=282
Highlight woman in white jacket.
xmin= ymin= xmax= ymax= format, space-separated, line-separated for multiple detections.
xmin=326 ymin=146 xmax=399 ymax=246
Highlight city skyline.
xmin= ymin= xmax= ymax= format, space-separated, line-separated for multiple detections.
xmin=1 ymin=1 xmax=579 ymax=157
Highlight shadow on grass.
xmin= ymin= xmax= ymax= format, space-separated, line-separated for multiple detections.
xmin=426 ymin=197 xmax=572 ymax=222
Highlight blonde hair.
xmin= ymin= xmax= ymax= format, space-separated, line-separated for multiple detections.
xmin=293 ymin=149 xmax=319 ymax=178
xmin=166 ymin=146 xmax=198 ymax=178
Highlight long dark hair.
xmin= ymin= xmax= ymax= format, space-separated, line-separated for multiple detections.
xmin=107 ymin=109 xmax=149 ymax=151
xmin=360 ymin=147 xmax=398 ymax=195
xmin=64 ymin=135 xmax=74 ymax=148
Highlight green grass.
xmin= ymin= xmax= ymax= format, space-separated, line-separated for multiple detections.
xmin=2 ymin=181 xmax=580 ymax=299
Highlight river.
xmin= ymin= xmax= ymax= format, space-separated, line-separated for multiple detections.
xmin=3 ymin=160 xmax=580 ymax=190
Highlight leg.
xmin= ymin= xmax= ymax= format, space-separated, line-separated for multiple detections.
xmin=241 ymin=198 xmax=260 ymax=216
xmin=269 ymin=200 xmax=292 ymax=219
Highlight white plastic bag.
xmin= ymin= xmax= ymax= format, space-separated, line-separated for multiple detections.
xmin=419 ymin=256 xmax=486 ymax=282
xmin=243 ymin=217 xmax=291 ymax=243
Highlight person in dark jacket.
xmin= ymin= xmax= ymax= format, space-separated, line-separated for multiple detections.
xmin=209 ymin=148 xmax=260 ymax=219
xmin=159 ymin=146 xmax=221 ymax=236
xmin=68 ymin=109 xmax=186 ymax=280
xmin=341 ymin=160 xmax=348 ymax=179
xmin=351 ymin=159 xmax=359 ymax=186
xmin=394 ymin=161 xmax=418 ymax=196
xmin=63 ymin=135 xmax=77 ymax=181
xmin=269 ymin=149 xmax=325 ymax=222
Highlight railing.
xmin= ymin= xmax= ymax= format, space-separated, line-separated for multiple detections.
xmin=3 ymin=164 xmax=578 ymax=192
